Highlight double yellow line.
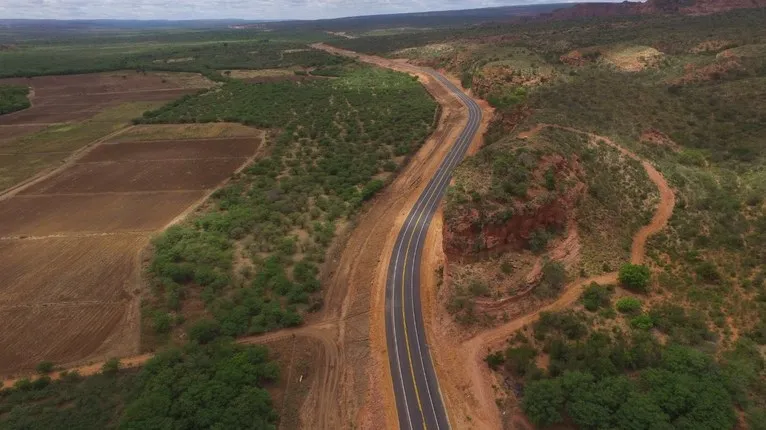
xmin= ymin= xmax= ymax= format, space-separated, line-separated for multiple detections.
xmin=395 ymin=75 xmax=480 ymax=429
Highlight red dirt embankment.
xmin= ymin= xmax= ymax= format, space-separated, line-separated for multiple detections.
xmin=434 ymin=124 xmax=675 ymax=429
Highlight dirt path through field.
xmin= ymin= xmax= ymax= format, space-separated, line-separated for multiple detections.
xmin=446 ymin=124 xmax=676 ymax=429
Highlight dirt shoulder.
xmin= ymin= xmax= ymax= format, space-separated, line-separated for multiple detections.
xmin=312 ymin=42 xmax=477 ymax=429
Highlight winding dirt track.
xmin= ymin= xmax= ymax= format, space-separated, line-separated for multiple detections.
xmin=454 ymin=124 xmax=676 ymax=429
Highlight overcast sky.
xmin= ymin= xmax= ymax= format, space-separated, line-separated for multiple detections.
xmin=0 ymin=0 xmax=627 ymax=21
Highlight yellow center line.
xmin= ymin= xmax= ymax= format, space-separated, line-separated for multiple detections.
xmin=401 ymin=203 xmax=430 ymax=429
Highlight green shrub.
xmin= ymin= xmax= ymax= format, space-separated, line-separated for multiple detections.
xmin=630 ymin=314 xmax=654 ymax=330
xmin=580 ymin=282 xmax=612 ymax=311
xmin=536 ymin=261 xmax=567 ymax=298
xmin=618 ymin=264 xmax=651 ymax=293
xmin=35 ymin=360 xmax=54 ymax=375
xmin=616 ymin=297 xmax=642 ymax=314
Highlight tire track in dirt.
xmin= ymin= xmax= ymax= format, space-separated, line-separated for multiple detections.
xmin=455 ymin=124 xmax=676 ymax=429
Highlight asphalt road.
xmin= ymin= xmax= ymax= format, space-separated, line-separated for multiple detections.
xmin=385 ymin=68 xmax=482 ymax=430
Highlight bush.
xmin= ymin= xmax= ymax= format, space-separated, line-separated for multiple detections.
xmin=618 ymin=264 xmax=651 ymax=293
xmin=35 ymin=360 xmax=54 ymax=375
xmin=630 ymin=314 xmax=654 ymax=330
xmin=101 ymin=358 xmax=120 ymax=376
xmin=615 ymin=297 xmax=642 ymax=314
xmin=536 ymin=261 xmax=567 ymax=298
xmin=580 ymin=282 xmax=612 ymax=311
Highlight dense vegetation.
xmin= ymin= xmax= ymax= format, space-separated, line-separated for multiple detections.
xmin=332 ymin=7 xmax=766 ymax=429
xmin=0 ymin=340 xmax=279 ymax=429
xmin=0 ymin=85 xmax=31 ymax=114
xmin=0 ymin=39 xmax=349 ymax=78
xmin=142 ymin=64 xmax=437 ymax=342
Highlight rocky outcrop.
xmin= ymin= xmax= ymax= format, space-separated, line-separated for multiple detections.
xmin=444 ymin=156 xmax=585 ymax=261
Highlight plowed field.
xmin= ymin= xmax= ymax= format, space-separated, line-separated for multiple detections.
xmin=0 ymin=191 xmax=205 ymax=236
xmin=20 ymin=158 xmax=249 ymax=194
xmin=0 ymin=132 xmax=264 ymax=376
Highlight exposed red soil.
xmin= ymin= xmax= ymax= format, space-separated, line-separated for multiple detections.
xmin=440 ymin=124 xmax=676 ymax=429
xmin=640 ymin=128 xmax=681 ymax=151
xmin=672 ymin=58 xmax=744 ymax=85
xmin=444 ymin=159 xmax=585 ymax=262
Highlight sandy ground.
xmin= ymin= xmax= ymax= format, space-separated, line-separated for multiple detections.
xmin=421 ymin=124 xmax=677 ymax=429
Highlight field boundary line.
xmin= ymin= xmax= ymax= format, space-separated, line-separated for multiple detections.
xmin=0 ymin=124 xmax=136 ymax=202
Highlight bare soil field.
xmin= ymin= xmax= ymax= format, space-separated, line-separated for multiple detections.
xmin=0 ymin=71 xmax=211 ymax=99
xmin=20 ymin=158 xmax=249 ymax=194
xmin=0 ymin=236 xmax=143 ymax=306
xmin=0 ymin=302 xmax=133 ymax=375
xmin=0 ymin=130 xmax=264 ymax=376
xmin=0 ymin=191 xmax=205 ymax=237
xmin=0 ymin=71 xmax=213 ymax=193
xmin=82 ymin=137 xmax=261 ymax=162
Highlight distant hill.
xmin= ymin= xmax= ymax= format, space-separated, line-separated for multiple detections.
xmin=544 ymin=0 xmax=766 ymax=20
xmin=263 ymin=4 xmax=570 ymax=31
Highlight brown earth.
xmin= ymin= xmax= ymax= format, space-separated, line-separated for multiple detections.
xmin=20 ymin=158 xmax=249 ymax=194
xmin=0 ymin=47 xmax=495 ymax=429
xmin=426 ymin=124 xmax=676 ymax=429
xmin=0 ymin=192 xmax=206 ymax=237
xmin=0 ymin=72 xmax=212 ymax=129
xmin=0 ymin=125 xmax=47 ymax=144
xmin=81 ymin=137 xmax=261 ymax=162
xmin=0 ymin=235 xmax=146 ymax=375
xmin=0 ymin=133 xmax=264 ymax=376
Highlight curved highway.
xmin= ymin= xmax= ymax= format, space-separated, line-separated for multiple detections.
xmin=385 ymin=68 xmax=482 ymax=430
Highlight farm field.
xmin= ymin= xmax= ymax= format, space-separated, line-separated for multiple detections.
xmin=0 ymin=128 xmax=264 ymax=375
xmin=0 ymin=71 xmax=214 ymax=193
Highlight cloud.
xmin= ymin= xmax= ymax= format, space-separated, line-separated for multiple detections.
xmin=0 ymin=0 xmax=622 ymax=20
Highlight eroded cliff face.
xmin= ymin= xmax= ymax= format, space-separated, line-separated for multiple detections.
xmin=443 ymin=155 xmax=584 ymax=261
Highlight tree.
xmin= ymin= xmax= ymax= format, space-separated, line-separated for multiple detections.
xmin=581 ymin=282 xmax=612 ymax=311
xmin=188 ymin=319 xmax=221 ymax=344
xmin=619 ymin=264 xmax=651 ymax=292
xmin=522 ymin=379 xmax=565 ymax=427
xmin=614 ymin=392 xmax=672 ymax=430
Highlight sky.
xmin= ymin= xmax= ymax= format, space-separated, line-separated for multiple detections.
xmin=0 ymin=0 xmax=626 ymax=21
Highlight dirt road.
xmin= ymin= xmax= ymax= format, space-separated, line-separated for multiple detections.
xmin=450 ymin=124 xmax=677 ymax=429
